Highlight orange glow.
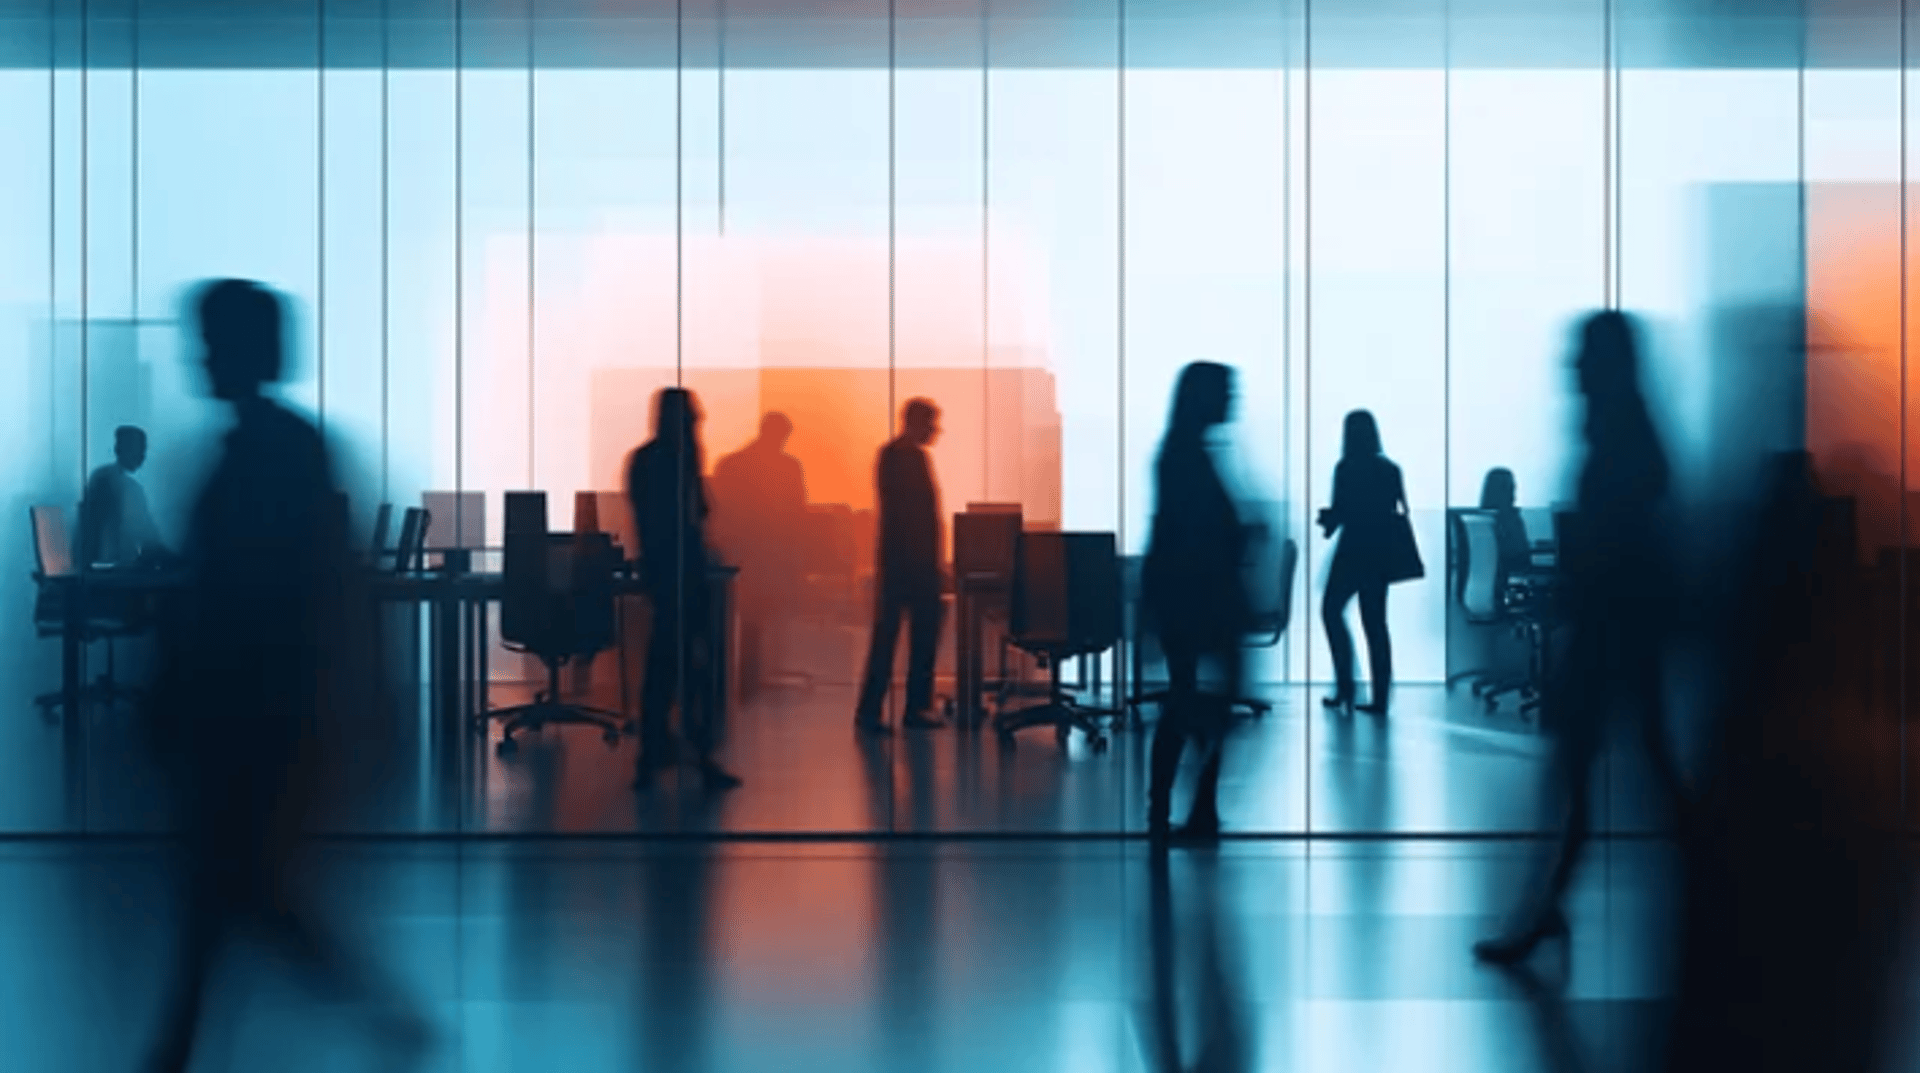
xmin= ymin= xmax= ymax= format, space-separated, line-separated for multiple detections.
xmin=1807 ymin=183 xmax=1915 ymax=559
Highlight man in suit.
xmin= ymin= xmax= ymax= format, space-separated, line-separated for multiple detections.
xmin=855 ymin=398 xmax=947 ymax=733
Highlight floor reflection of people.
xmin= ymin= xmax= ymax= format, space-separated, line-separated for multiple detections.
xmin=143 ymin=279 xmax=427 ymax=1073
xmin=855 ymin=398 xmax=947 ymax=734
xmin=711 ymin=411 xmax=809 ymax=702
xmin=78 ymin=424 xmax=170 ymax=569
xmin=1143 ymin=363 xmax=1251 ymax=843
xmin=629 ymin=386 xmax=741 ymax=792
xmin=1317 ymin=409 xmax=1411 ymax=716
xmin=1476 ymin=310 xmax=1686 ymax=964
xmin=1139 ymin=851 xmax=1248 ymax=1073
xmin=638 ymin=841 xmax=722 ymax=1073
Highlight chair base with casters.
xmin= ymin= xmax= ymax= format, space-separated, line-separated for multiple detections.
xmin=478 ymin=653 xmax=629 ymax=757
xmin=992 ymin=652 xmax=1117 ymax=752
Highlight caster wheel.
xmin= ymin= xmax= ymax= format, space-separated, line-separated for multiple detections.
xmin=997 ymin=730 xmax=1016 ymax=749
xmin=1092 ymin=735 xmax=1110 ymax=754
xmin=496 ymin=737 xmax=518 ymax=757
xmin=1055 ymin=725 xmax=1070 ymax=746
xmin=1484 ymin=697 xmax=1499 ymax=714
xmin=602 ymin=729 xmax=621 ymax=747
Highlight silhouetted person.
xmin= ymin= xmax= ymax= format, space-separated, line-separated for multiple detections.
xmin=143 ymin=280 xmax=426 ymax=1073
xmin=1478 ymin=466 xmax=1533 ymax=590
xmin=1143 ymin=363 xmax=1251 ymax=842
xmin=79 ymin=424 xmax=168 ymax=568
xmin=1476 ymin=310 xmax=1687 ymax=965
xmin=1318 ymin=410 xmax=1412 ymax=715
xmin=710 ymin=411 xmax=809 ymax=700
xmin=630 ymin=387 xmax=741 ymax=791
xmin=855 ymin=398 xmax=947 ymax=733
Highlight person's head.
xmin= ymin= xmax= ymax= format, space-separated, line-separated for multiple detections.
xmin=1167 ymin=361 xmax=1235 ymax=436
xmin=759 ymin=410 xmax=794 ymax=449
xmin=653 ymin=387 xmax=701 ymax=448
xmin=1575 ymin=309 xmax=1642 ymax=402
xmin=113 ymin=426 xmax=148 ymax=472
xmin=902 ymin=398 xmax=940 ymax=447
xmin=1479 ymin=467 xmax=1517 ymax=511
xmin=194 ymin=278 xmax=284 ymax=402
xmin=1341 ymin=409 xmax=1382 ymax=460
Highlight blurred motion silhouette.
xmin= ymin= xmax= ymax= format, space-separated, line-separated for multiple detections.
xmin=629 ymin=386 xmax=741 ymax=791
xmin=142 ymin=279 xmax=427 ymax=1073
xmin=710 ymin=411 xmax=809 ymax=701
xmin=79 ymin=424 xmax=169 ymax=569
xmin=855 ymin=397 xmax=947 ymax=733
xmin=1478 ymin=466 xmax=1534 ymax=587
xmin=1143 ymin=362 xmax=1252 ymax=843
xmin=1318 ymin=409 xmax=1417 ymax=716
xmin=1476 ymin=309 xmax=1687 ymax=965
xmin=1138 ymin=850 xmax=1250 ymax=1073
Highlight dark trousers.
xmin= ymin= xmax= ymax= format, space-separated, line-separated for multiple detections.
xmin=857 ymin=581 xmax=944 ymax=721
xmin=1526 ymin=610 xmax=1683 ymax=922
xmin=1148 ymin=639 xmax=1242 ymax=827
xmin=641 ymin=579 xmax=716 ymax=758
xmin=1322 ymin=566 xmax=1392 ymax=705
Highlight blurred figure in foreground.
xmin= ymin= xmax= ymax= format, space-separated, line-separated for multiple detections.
xmin=855 ymin=398 xmax=948 ymax=734
xmin=710 ymin=411 xmax=809 ymax=701
xmin=1143 ymin=362 xmax=1252 ymax=843
xmin=1476 ymin=310 xmax=1687 ymax=964
xmin=630 ymin=386 xmax=741 ymax=791
xmin=1318 ymin=409 xmax=1418 ymax=716
xmin=143 ymin=280 xmax=427 ymax=1073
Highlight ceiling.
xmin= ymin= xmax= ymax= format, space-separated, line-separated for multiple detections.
xmin=0 ymin=0 xmax=1912 ymax=70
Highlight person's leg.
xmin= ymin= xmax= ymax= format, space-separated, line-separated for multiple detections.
xmin=903 ymin=590 xmax=946 ymax=722
xmin=1357 ymin=582 xmax=1393 ymax=712
xmin=1321 ymin=567 xmax=1359 ymax=704
xmin=1183 ymin=645 xmax=1245 ymax=830
xmin=678 ymin=587 xmax=741 ymax=789
xmin=1148 ymin=642 xmax=1199 ymax=833
xmin=638 ymin=587 xmax=685 ymax=773
xmin=856 ymin=587 xmax=906 ymax=726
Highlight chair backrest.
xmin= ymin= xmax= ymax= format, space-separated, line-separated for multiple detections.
xmin=1270 ymin=536 xmax=1299 ymax=637
xmin=954 ymin=508 xmax=1022 ymax=584
xmin=421 ymin=490 xmax=486 ymax=554
xmin=502 ymin=528 xmax=616 ymax=658
xmin=29 ymin=506 xmax=73 ymax=579
xmin=393 ymin=507 xmax=429 ymax=575
xmin=1450 ymin=508 xmax=1502 ymax=623
xmin=369 ymin=503 xmax=393 ymax=564
xmin=502 ymin=491 xmax=550 ymax=642
xmin=1012 ymin=530 xmax=1120 ymax=654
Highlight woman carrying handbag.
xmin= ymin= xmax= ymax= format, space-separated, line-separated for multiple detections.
xmin=1318 ymin=409 xmax=1422 ymax=716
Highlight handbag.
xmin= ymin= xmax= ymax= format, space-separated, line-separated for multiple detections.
xmin=1380 ymin=510 xmax=1425 ymax=585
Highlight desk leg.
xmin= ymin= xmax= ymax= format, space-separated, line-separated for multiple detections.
xmin=963 ymin=594 xmax=982 ymax=727
xmin=62 ymin=591 xmax=86 ymax=828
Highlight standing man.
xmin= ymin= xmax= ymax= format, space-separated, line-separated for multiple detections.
xmin=78 ymin=424 xmax=168 ymax=568
xmin=855 ymin=398 xmax=947 ymax=733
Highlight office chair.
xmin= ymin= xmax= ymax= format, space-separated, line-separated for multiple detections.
xmin=29 ymin=505 xmax=144 ymax=719
xmin=1125 ymin=537 xmax=1298 ymax=723
xmin=953 ymin=508 xmax=1024 ymax=727
xmin=1445 ymin=509 xmax=1544 ymax=715
xmin=482 ymin=492 xmax=626 ymax=756
xmin=393 ymin=507 xmax=429 ymax=574
xmin=368 ymin=503 xmax=393 ymax=568
xmin=993 ymin=531 xmax=1121 ymax=751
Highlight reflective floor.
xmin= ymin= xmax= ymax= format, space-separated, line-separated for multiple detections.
xmin=5 ymin=838 xmax=1692 ymax=1073
xmin=0 ymin=676 xmax=1682 ymax=837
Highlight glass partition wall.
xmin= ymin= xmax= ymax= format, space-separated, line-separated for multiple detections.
xmin=0 ymin=0 xmax=1912 ymax=836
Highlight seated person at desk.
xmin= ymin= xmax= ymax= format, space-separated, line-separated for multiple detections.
xmin=1479 ymin=467 xmax=1542 ymax=597
xmin=79 ymin=424 xmax=172 ymax=570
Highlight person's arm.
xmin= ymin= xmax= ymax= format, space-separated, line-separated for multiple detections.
xmin=1318 ymin=462 xmax=1347 ymax=538
xmin=1393 ymin=464 xmax=1409 ymax=515
xmin=125 ymin=478 xmax=165 ymax=558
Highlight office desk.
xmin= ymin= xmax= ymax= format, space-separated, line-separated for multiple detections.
xmin=46 ymin=563 xmax=738 ymax=746
xmin=955 ymin=571 xmax=1010 ymax=728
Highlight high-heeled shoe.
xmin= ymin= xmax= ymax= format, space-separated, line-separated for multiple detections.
xmin=1322 ymin=694 xmax=1354 ymax=714
xmin=1170 ymin=812 xmax=1222 ymax=846
xmin=1472 ymin=908 xmax=1570 ymax=965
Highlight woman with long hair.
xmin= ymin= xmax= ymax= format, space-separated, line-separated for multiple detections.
xmin=629 ymin=386 xmax=741 ymax=791
xmin=1318 ymin=409 xmax=1410 ymax=715
xmin=1142 ymin=362 xmax=1253 ymax=843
